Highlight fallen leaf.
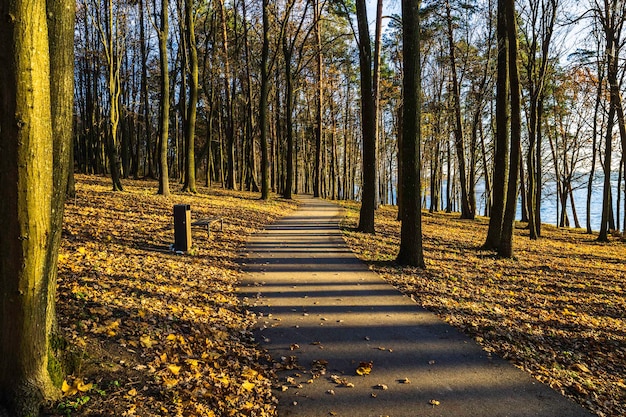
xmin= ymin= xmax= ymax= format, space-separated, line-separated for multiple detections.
xmin=139 ymin=334 xmax=155 ymax=348
xmin=241 ymin=381 xmax=255 ymax=392
xmin=162 ymin=377 xmax=179 ymax=388
xmin=572 ymin=363 xmax=591 ymax=373
xmin=167 ymin=364 xmax=181 ymax=375
xmin=356 ymin=361 xmax=373 ymax=376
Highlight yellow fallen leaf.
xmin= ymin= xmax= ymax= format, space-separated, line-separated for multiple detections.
xmin=215 ymin=374 xmax=230 ymax=386
xmin=76 ymin=380 xmax=92 ymax=392
xmin=61 ymin=380 xmax=75 ymax=397
xmin=140 ymin=334 xmax=155 ymax=348
xmin=241 ymin=368 xmax=258 ymax=379
xmin=127 ymin=388 xmax=137 ymax=397
xmin=241 ymin=380 xmax=255 ymax=391
xmin=356 ymin=363 xmax=372 ymax=376
xmin=167 ymin=364 xmax=181 ymax=375
xmin=62 ymin=378 xmax=91 ymax=397
xmin=162 ymin=377 xmax=179 ymax=388
xmin=572 ymin=363 xmax=591 ymax=373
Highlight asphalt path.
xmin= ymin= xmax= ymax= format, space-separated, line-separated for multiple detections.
xmin=239 ymin=196 xmax=595 ymax=417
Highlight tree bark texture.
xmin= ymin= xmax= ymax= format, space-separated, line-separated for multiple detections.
xmin=157 ymin=0 xmax=171 ymax=197
xmin=499 ymin=0 xmax=522 ymax=258
xmin=260 ymin=0 xmax=271 ymax=200
xmin=0 ymin=0 xmax=72 ymax=412
xmin=484 ymin=0 xmax=509 ymax=250
xmin=397 ymin=0 xmax=425 ymax=267
xmin=356 ymin=0 xmax=377 ymax=233
xmin=182 ymin=0 xmax=198 ymax=193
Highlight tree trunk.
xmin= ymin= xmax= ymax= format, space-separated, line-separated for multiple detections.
xmin=396 ymin=0 xmax=425 ymax=267
xmin=283 ymin=38 xmax=295 ymax=200
xmin=105 ymin=0 xmax=124 ymax=191
xmin=157 ymin=0 xmax=171 ymax=197
xmin=0 ymin=0 xmax=74 ymax=411
xmin=484 ymin=0 xmax=509 ymax=250
xmin=260 ymin=0 xmax=271 ymax=200
xmin=498 ymin=0 xmax=522 ymax=258
xmin=356 ymin=0 xmax=377 ymax=233
xmin=445 ymin=0 xmax=473 ymax=220
xmin=313 ymin=0 xmax=323 ymax=198
xmin=219 ymin=0 xmax=236 ymax=190
xmin=599 ymin=27 xmax=619 ymax=240
xmin=241 ymin=0 xmax=259 ymax=193
xmin=139 ymin=0 xmax=154 ymax=178
xmin=182 ymin=0 xmax=198 ymax=193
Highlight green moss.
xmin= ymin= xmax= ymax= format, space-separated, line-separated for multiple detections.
xmin=48 ymin=334 xmax=67 ymax=388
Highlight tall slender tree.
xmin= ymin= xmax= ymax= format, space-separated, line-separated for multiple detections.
xmin=157 ymin=0 xmax=171 ymax=197
xmin=313 ymin=0 xmax=324 ymax=198
xmin=594 ymin=0 xmax=626 ymax=241
xmin=444 ymin=0 xmax=474 ymax=220
xmin=522 ymin=0 xmax=559 ymax=239
xmin=101 ymin=0 xmax=124 ymax=191
xmin=498 ymin=0 xmax=522 ymax=258
xmin=182 ymin=0 xmax=198 ymax=193
xmin=260 ymin=0 xmax=271 ymax=200
xmin=484 ymin=0 xmax=510 ymax=250
xmin=397 ymin=0 xmax=425 ymax=267
xmin=356 ymin=0 xmax=377 ymax=233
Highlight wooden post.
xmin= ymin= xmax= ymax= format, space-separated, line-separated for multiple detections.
xmin=173 ymin=204 xmax=192 ymax=251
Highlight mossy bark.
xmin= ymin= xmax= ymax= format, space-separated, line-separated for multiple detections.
xmin=0 ymin=0 xmax=58 ymax=414
xmin=0 ymin=0 xmax=74 ymax=413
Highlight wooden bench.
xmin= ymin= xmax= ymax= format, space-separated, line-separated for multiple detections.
xmin=191 ymin=217 xmax=223 ymax=238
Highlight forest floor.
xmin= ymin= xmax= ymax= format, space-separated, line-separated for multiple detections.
xmin=340 ymin=202 xmax=626 ymax=417
xmin=46 ymin=176 xmax=624 ymax=417
xmin=45 ymin=175 xmax=298 ymax=417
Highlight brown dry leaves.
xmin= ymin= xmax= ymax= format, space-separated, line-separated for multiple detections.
xmin=48 ymin=175 xmax=297 ymax=416
xmin=340 ymin=202 xmax=625 ymax=417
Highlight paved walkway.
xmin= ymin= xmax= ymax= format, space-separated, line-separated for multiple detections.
xmin=239 ymin=196 xmax=595 ymax=417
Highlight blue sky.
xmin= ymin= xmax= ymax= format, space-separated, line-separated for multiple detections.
xmin=366 ymin=0 xmax=400 ymax=23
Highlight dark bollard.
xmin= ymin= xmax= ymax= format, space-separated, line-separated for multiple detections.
xmin=173 ymin=204 xmax=192 ymax=251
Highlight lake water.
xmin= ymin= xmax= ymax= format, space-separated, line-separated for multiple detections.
xmin=426 ymin=174 xmax=623 ymax=232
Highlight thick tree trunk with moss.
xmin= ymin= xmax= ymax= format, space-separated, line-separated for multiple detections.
xmin=0 ymin=0 xmax=73 ymax=412
xmin=46 ymin=0 xmax=75 ymax=389
xmin=396 ymin=0 xmax=425 ymax=267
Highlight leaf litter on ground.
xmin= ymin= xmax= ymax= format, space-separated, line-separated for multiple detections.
xmin=340 ymin=201 xmax=625 ymax=417
xmin=45 ymin=175 xmax=297 ymax=417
